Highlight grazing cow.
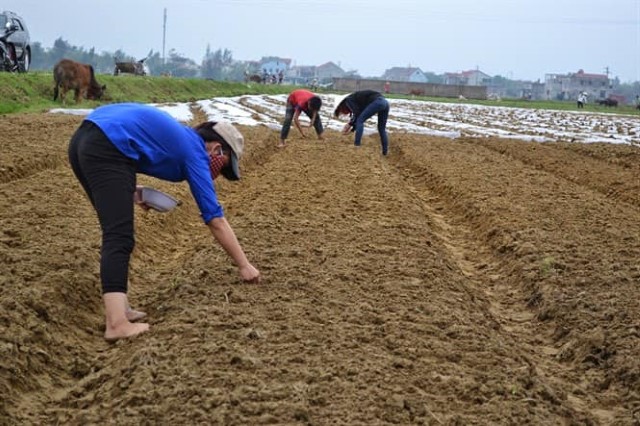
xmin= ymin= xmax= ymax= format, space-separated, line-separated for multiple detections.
xmin=53 ymin=59 xmax=106 ymax=104
xmin=244 ymin=72 xmax=262 ymax=83
xmin=409 ymin=89 xmax=425 ymax=96
xmin=597 ymin=98 xmax=618 ymax=107
xmin=114 ymin=57 xmax=148 ymax=76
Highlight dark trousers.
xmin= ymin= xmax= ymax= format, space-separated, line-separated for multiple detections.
xmin=353 ymin=97 xmax=390 ymax=155
xmin=280 ymin=103 xmax=324 ymax=140
xmin=68 ymin=121 xmax=136 ymax=294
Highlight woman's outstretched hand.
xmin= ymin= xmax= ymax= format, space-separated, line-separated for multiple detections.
xmin=239 ymin=263 xmax=261 ymax=284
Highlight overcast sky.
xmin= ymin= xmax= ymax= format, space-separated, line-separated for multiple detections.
xmin=5 ymin=0 xmax=640 ymax=82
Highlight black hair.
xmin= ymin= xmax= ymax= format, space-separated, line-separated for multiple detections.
xmin=308 ymin=96 xmax=322 ymax=112
xmin=334 ymin=99 xmax=349 ymax=118
xmin=193 ymin=121 xmax=231 ymax=150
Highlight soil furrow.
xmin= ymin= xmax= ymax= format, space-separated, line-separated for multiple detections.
xmin=2 ymin=113 xmax=638 ymax=425
xmin=462 ymin=137 xmax=640 ymax=208
xmin=393 ymin=133 xmax=640 ymax=424
xmin=390 ymin=145 xmax=623 ymax=424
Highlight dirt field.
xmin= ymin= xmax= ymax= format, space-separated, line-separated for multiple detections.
xmin=0 ymin=109 xmax=639 ymax=425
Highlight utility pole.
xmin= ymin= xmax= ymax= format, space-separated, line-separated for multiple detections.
xmin=604 ymin=66 xmax=612 ymax=88
xmin=162 ymin=8 xmax=167 ymax=64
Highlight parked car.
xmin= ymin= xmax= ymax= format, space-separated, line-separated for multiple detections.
xmin=0 ymin=10 xmax=31 ymax=72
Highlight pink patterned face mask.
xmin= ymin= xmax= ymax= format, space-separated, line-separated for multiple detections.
xmin=208 ymin=146 xmax=226 ymax=180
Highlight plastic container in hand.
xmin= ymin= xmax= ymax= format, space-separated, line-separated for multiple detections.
xmin=140 ymin=188 xmax=179 ymax=212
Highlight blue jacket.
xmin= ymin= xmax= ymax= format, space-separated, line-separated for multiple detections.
xmin=86 ymin=103 xmax=223 ymax=223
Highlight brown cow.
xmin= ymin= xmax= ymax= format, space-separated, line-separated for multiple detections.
xmin=53 ymin=59 xmax=106 ymax=104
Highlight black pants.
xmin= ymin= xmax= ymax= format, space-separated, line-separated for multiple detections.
xmin=68 ymin=121 xmax=136 ymax=294
xmin=280 ymin=103 xmax=324 ymax=140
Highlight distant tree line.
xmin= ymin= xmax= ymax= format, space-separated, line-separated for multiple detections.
xmin=29 ymin=38 xmax=640 ymax=100
xmin=29 ymin=38 xmax=248 ymax=81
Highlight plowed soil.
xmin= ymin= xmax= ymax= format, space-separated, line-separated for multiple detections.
xmin=1 ymin=109 xmax=639 ymax=425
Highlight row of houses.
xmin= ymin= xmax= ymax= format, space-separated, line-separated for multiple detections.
xmin=255 ymin=58 xmax=495 ymax=87
xmin=251 ymin=56 xmax=615 ymax=102
xmin=249 ymin=57 xmax=354 ymax=85
xmin=381 ymin=66 xmax=497 ymax=87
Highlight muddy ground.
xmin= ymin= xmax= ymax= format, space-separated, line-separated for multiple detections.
xmin=0 ymin=109 xmax=639 ymax=425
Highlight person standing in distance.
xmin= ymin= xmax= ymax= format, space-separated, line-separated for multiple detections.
xmin=279 ymin=89 xmax=324 ymax=148
xmin=334 ymin=90 xmax=390 ymax=156
xmin=67 ymin=103 xmax=261 ymax=342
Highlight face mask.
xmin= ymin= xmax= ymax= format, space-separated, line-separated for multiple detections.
xmin=208 ymin=146 xmax=226 ymax=180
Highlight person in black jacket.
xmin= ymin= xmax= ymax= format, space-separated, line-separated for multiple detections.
xmin=334 ymin=90 xmax=390 ymax=155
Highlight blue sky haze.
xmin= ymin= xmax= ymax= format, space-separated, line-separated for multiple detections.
xmin=5 ymin=0 xmax=639 ymax=82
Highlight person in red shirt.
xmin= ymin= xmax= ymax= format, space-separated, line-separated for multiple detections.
xmin=279 ymin=89 xmax=324 ymax=148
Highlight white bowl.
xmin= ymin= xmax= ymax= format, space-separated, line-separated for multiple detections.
xmin=141 ymin=187 xmax=179 ymax=212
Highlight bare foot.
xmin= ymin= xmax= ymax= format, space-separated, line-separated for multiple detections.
xmin=276 ymin=142 xmax=286 ymax=148
xmin=104 ymin=321 xmax=150 ymax=342
xmin=126 ymin=309 xmax=147 ymax=322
